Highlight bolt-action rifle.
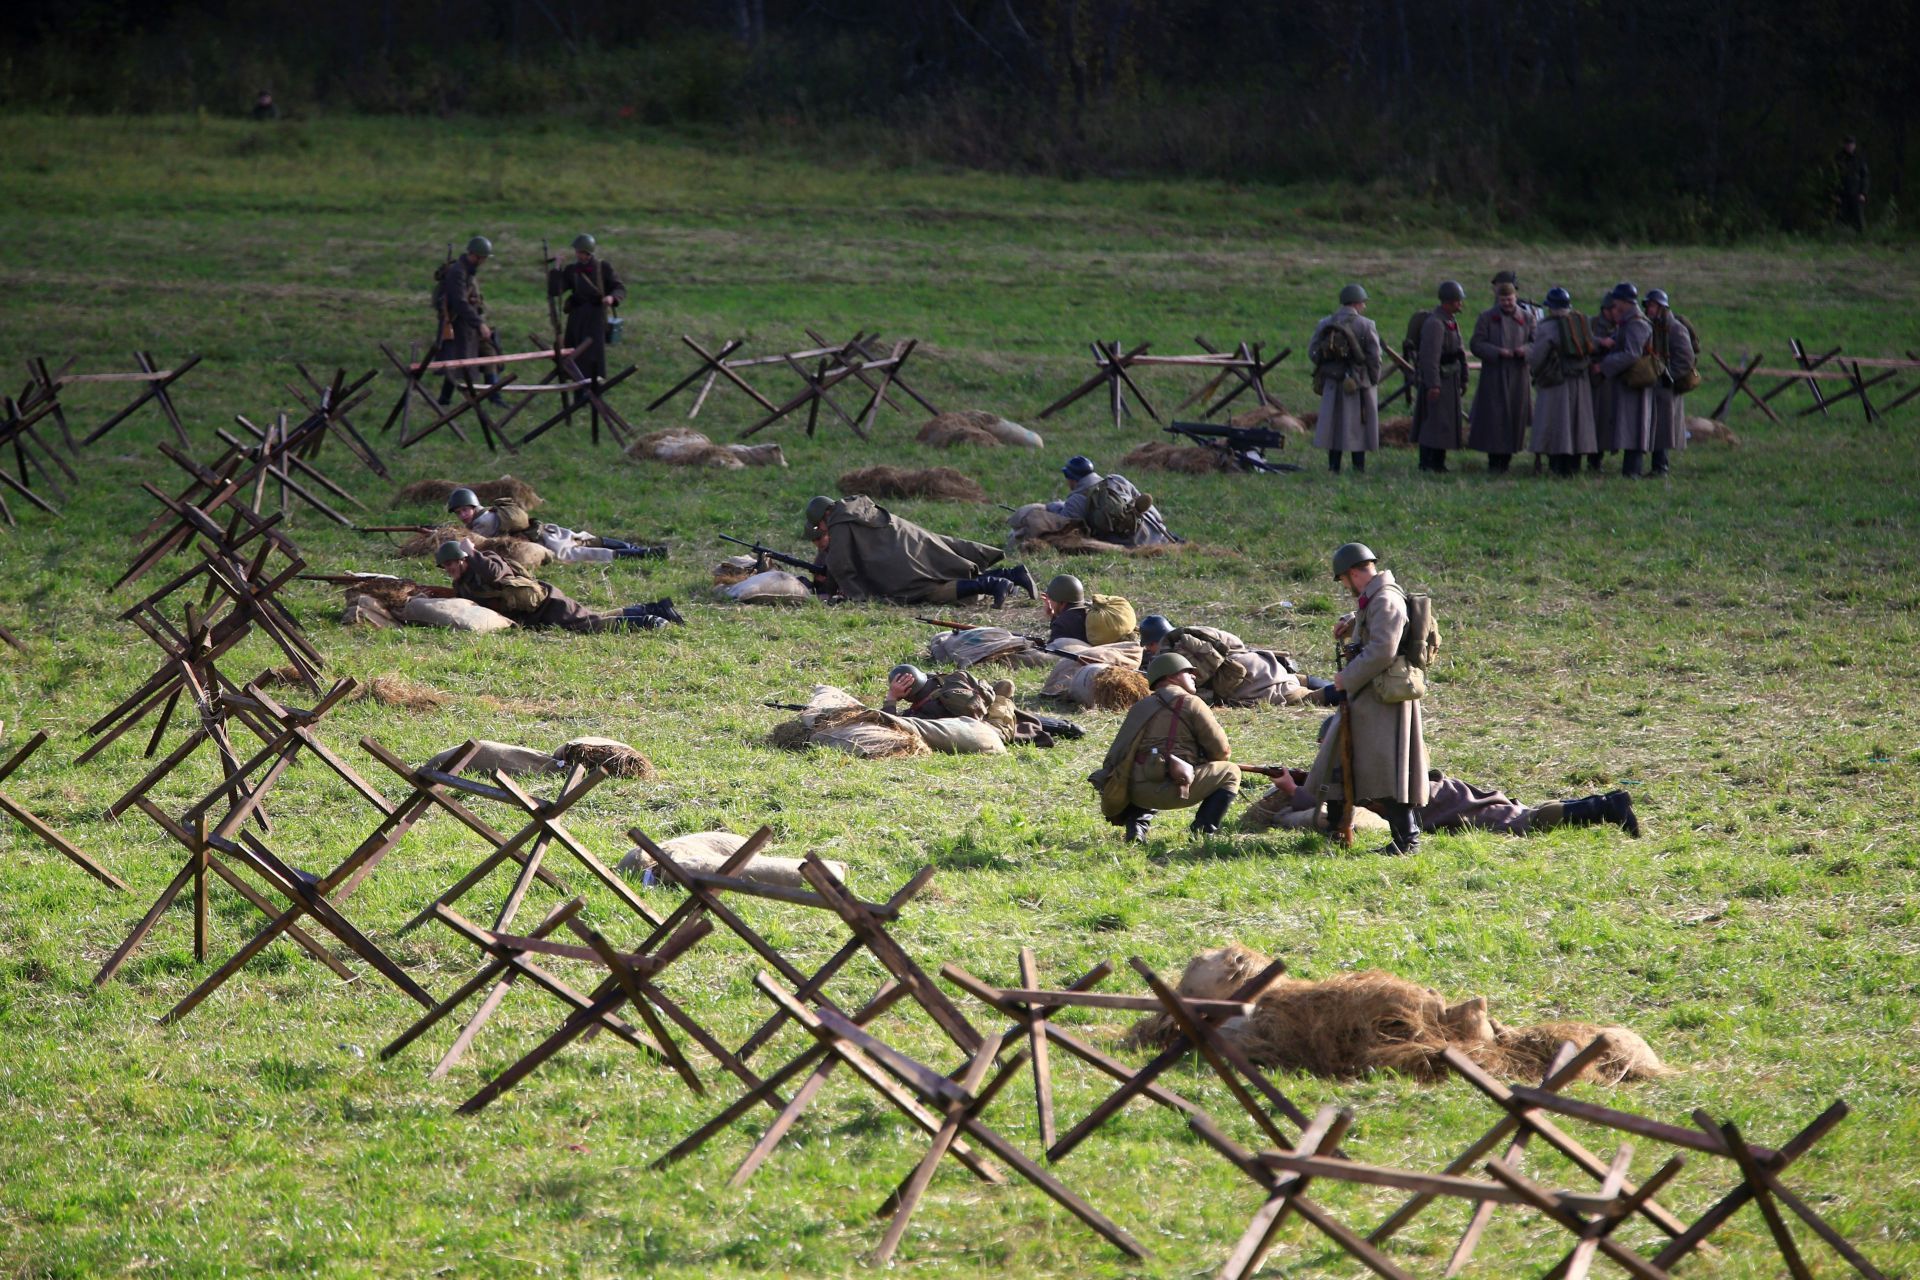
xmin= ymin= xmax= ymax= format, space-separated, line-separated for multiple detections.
xmin=719 ymin=533 xmax=828 ymax=587
xmin=1165 ymin=420 xmax=1302 ymax=473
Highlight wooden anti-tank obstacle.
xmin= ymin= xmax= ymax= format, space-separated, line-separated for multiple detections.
xmin=648 ymin=330 xmax=940 ymax=440
xmin=12 ymin=351 xmax=203 ymax=451
xmin=375 ymin=338 xmax=637 ymax=451
xmin=0 ymin=732 xmax=128 ymax=890
xmin=1037 ymin=339 xmax=1290 ymax=430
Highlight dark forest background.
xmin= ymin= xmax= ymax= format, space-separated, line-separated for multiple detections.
xmin=3 ymin=0 xmax=1912 ymax=239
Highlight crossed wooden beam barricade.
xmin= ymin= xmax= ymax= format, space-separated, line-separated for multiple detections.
xmin=89 ymin=680 xmax=438 ymax=1025
xmin=1713 ymin=340 xmax=1920 ymax=425
xmin=0 ymin=363 xmax=82 ymax=523
xmin=0 ymin=732 xmax=128 ymax=891
xmin=375 ymin=338 xmax=636 ymax=452
xmin=283 ymin=364 xmax=389 ymax=479
xmin=11 ymin=351 xmax=203 ymax=453
xmin=1037 ymin=339 xmax=1290 ymax=430
xmin=647 ymin=331 xmax=940 ymax=440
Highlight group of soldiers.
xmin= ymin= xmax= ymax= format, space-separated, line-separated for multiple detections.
xmin=431 ymin=233 xmax=624 ymax=404
xmin=1311 ymin=272 xmax=1699 ymax=479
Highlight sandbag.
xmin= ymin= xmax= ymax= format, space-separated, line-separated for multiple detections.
xmin=424 ymin=740 xmax=562 ymax=777
xmin=724 ymin=570 xmax=813 ymax=603
xmin=902 ymin=715 xmax=1007 ymax=755
xmin=617 ymin=830 xmax=848 ymax=889
xmin=401 ymin=596 xmax=517 ymax=632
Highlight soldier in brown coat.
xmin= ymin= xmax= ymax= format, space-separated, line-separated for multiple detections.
xmin=1308 ymin=542 xmax=1428 ymax=853
xmin=1466 ymin=282 xmax=1535 ymax=473
xmin=1090 ymin=653 xmax=1240 ymax=841
xmin=1643 ymin=288 xmax=1695 ymax=477
xmin=1593 ymin=283 xmax=1657 ymax=477
xmin=547 ymin=233 xmax=626 ymax=385
xmin=1527 ymin=287 xmax=1598 ymax=476
xmin=432 ymin=236 xmax=502 ymax=407
xmin=1413 ymin=281 xmax=1470 ymax=473
xmin=433 ymin=542 xmax=682 ymax=633
xmin=805 ymin=495 xmax=1034 ymax=606
xmin=1308 ymin=284 xmax=1382 ymax=473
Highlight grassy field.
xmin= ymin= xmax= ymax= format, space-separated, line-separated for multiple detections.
xmin=2 ymin=114 xmax=1919 ymax=1279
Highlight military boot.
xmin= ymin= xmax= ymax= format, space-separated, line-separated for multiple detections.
xmin=1189 ymin=789 xmax=1235 ymax=836
xmin=1117 ymin=806 xmax=1155 ymax=843
xmin=992 ymin=564 xmax=1038 ymax=600
xmin=958 ymin=577 xmax=1013 ymax=608
xmin=1379 ymin=802 xmax=1420 ymax=854
xmin=1549 ymin=791 xmax=1641 ymax=837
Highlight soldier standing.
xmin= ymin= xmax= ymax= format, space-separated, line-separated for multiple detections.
xmin=548 ymin=233 xmax=626 ymax=388
xmin=1585 ymin=292 xmax=1617 ymax=472
xmin=1466 ymin=280 xmax=1534 ymax=474
xmin=1309 ymin=284 xmax=1382 ymax=474
xmin=1834 ymin=136 xmax=1869 ymax=233
xmin=1526 ymin=287 xmax=1598 ymax=477
xmin=1643 ymin=288 xmax=1695 ymax=477
xmin=1413 ymin=281 xmax=1470 ymax=473
xmin=433 ymin=236 xmax=500 ymax=406
xmin=1310 ymin=542 xmax=1428 ymax=854
xmin=1089 ymin=653 xmax=1241 ymax=842
xmin=1593 ymin=283 xmax=1656 ymax=477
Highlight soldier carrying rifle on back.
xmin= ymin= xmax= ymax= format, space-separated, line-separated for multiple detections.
xmin=433 ymin=236 xmax=503 ymax=407
xmin=547 ymin=233 xmax=626 ymax=404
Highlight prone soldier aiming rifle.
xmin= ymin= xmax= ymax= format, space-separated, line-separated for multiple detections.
xmin=1165 ymin=420 xmax=1302 ymax=473
xmin=719 ymin=533 xmax=832 ymax=594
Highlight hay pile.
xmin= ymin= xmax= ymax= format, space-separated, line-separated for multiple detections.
xmin=395 ymin=476 xmax=543 ymax=510
xmin=1125 ymin=943 xmax=1665 ymax=1084
xmin=559 ymin=736 xmax=655 ymax=779
xmin=915 ymin=410 xmax=1043 ymax=449
xmin=836 ymin=465 xmax=986 ymax=503
xmin=1686 ymin=416 xmax=1740 ymax=445
xmin=1120 ymin=442 xmax=1235 ymax=475
xmin=1229 ymin=403 xmax=1310 ymax=435
xmin=1380 ymin=415 xmax=1415 ymax=447
xmin=626 ymin=427 xmax=786 ymax=470
xmin=1025 ymin=527 xmax=1189 ymax=558
xmin=259 ymin=669 xmax=450 ymax=710
xmin=1084 ymin=665 xmax=1150 ymax=710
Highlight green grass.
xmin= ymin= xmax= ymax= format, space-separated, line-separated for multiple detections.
xmin=2 ymin=114 xmax=1919 ymax=1278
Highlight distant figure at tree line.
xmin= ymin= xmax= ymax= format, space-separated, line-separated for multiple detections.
xmin=250 ymin=89 xmax=278 ymax=121
xmin=1834 ymin=135 xmax=1869 ymax=232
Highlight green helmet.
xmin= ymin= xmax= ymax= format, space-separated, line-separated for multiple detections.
xmin=1331 ymin=541 xmax=1377 ymax=578
xmin=465 ymin=236 xmax=493 ymax=259
xmin=1146 ymin=653 xmax=1194 ymax=686
xmin=888 ymin=663 xmax=930 ymax=695
xmin=435 ymin=540 xmax=470 ymax=566
xmin=1338 ymin=283 xmax=1368 ymax=305
xmin=803 ymin=495 xmax=834 ymax=535
xmin=571 ymin=233 xmax=596 ymax=253
xmin=446 ymin=487 xmax=480 ymax=513
xmin=1044 ymin=574 xmax=1085 ymax=606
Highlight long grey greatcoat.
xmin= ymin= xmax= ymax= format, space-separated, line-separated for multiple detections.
xmin=433 ymin=254 xmax=489 ymax=361
xmin=820 ymin=495 xmax=1002 ymax=604
xmin=1588 ymin=308 xmax=1617 ymax=447
xmin=1598 ymin=307 xmax=1655 ymax=452
xmin=548 ymin=256 xmax=628 ymax=381
xmin=1527 ymin=310 xmax=1598 ymax=456
xmin=1413 ymin=310 xmax=1468 ymax=449
xmin=1301 ymin=569 xmax=1429 ymax=807
xmin=1466 ymin=304 xmax=1534 ymax=454
xmin=1647 ymin=314 xmax=1695 ymax=452
xmin=1309 ymin=306 xmax=1382 ymax=452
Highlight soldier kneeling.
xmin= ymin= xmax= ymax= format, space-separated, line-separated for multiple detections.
xmin=1089 ymin=653 xmax=1240 ymax=842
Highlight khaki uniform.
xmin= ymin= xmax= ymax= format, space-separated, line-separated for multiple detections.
xmin=1309 ymin=307 xmax=1382 ymax=452
xmin=1303 ymin=570 xmax=1428 ymax=806
xmin=1413 ymin=310 xmax=1469 ymax=449
xmin=1093 ymin=687 xmax=1239 ymax=814
xmin=1466 ymin=305 xmax=1534 ymax=458
xmin=818 ymin=495 xmax=1002 ymax=603
xmin=1527 ymin=310 xmax=1599 ymax=457
xmin=455 ymin=550 xmax=600 ymax=632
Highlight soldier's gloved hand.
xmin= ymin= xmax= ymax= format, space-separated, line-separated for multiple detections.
xmin=1317 ymin=685 xmax=1346 ymax=707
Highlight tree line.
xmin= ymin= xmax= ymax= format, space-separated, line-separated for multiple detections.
xmin=4 ymin=0 xmax=1910 ymax=238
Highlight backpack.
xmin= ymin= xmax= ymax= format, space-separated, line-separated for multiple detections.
xmin=1165 ymin=625 xmax=1241 ymax=683
xmin=489 ymin=500 xmax=532 ymax=535
xmin=1086 ymin=594 xmax=1139 ymax=647
xmin=1397 ymin=590 xmax=1441 ymax=669
xmin=1402 ymin=309 xmax=1432 ymax=364
xmin=1669 ymin=312 xmax=1703 ymax=394
xmin=1085 ymin=476 xmax=1149 ymax=540
xmin=1533 ymin=311 xmax=1592 ymax=389
xmin=926 ymin=671 xmax=994 ymax=719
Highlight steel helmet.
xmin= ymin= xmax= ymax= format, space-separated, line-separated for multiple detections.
xmin=571 ymin=233 xmax=597 ymax=252
xmin=1338 ymin=283 xmax=1368 ymax=305
xmin=1645 ymin=287 xmax=1670 ymax=307
xmin=888 ymin=664 xmax=930 ymax=695
xmin=445 ymin=487 xmax=480 ymax=512
xmin=1146 ymin=653 xmax=1194 ymax=686
xmin=465 ymin=236 xmax=493 ymax=258
xmin=1438 ymin=280 xmax=1465 ymax=303
xmin=1331 ymin=541 xmax=1377 ymax=578
xmin=1044 ymin=574 xmax=1085 ymax=606
xmin=1138 ymin=614 xmax=1173 ymax=646
xmin=1544 ymin=286 xmax=1572 ymax=309
xmin=435 ymin=540 xmax=471 ymax=566
xmin=1061 ymin=455 xmax=1096 ymax=480
xmin=803 ymin=495 xmax=834 ymax=535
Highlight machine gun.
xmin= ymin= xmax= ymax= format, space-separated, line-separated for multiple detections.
xmin=1165 ymin=420 xmax=1302 ymax=474
xmin=720 ymin=533 xmax=825 ymax=580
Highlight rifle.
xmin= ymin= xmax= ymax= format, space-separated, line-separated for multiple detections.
xmin=916 ymin=616 xmax=1049 ymax=647
xmin=541 ymin=238 xmax=562 ymax=349
xmin=1237 ymin=764 xmax=1303 ymax=781
xmin=437 ymin=242 xmax=456 ymax=345
xmin=763 ymin=701 xmax=811 ymax=711
xmin=1333 ymin=635 xmax=1356 ymax=847
xmin=358 ymin=523 xmax=437 ymax=536
xmin=1165 ymin=420 xmax=1302 ymax=474
xmin=719 ymin=533 xmax=825 ymax=578
xmin=298 ymin=571 xmax=418 ymax=588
